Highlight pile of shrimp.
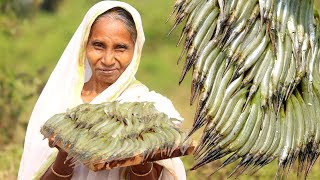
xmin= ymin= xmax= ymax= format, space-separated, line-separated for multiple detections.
xmin=169 ymin=0 xmax=320 ymax=178
xmin=40 ymin=101 xmax=193 ymax=168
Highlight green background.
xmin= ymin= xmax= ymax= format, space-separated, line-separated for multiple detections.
xmin=1 ymin=0 xmax=320 ymax=179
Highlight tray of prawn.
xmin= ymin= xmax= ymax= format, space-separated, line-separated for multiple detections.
xmin=41 ymin=101 xmax=195 ymax=171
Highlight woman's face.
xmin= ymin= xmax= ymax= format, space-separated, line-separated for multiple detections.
xmin=86 ymin=16 xmax=135 ymax=86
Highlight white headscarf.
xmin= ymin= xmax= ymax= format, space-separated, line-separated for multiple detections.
xmin=18 ymin=1 xmax=185 ymax=180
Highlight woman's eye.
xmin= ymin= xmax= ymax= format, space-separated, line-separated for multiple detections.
xmin=115 ymin=45 xmax=128 ymax=52
xmin=92 ymin=42 xmax=104 ymax=49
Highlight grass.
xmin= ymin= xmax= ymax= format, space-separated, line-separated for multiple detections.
xmin=1 ymin=0 xmax=320 ymax=179
xmin=0 ymin=144 xmax=22 ymax=180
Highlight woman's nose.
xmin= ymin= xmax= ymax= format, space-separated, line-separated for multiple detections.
xmin=101 ymin=50 xmax=115 ymax=66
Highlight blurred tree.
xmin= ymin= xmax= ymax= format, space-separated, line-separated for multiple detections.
xmin=0 ymin=67 xmax=44 ymax=147
xmin=0 ymin=0 xmax=35 ymax=17
xmin=40 ymin=0 xmax=63 ymax=12
xmin=0 ymin=0 xmax=64 ymax=17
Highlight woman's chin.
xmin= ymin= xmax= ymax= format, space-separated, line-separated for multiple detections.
xmin=95 ymin=75 xmax=119 ymax=86
xmin=93 ymin=70 xmax=117 ymax=80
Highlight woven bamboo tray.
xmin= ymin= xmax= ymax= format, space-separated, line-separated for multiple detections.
xmin=49 ymin=136 xmax=196 ymax=171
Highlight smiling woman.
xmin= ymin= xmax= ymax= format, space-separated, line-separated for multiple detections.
xmin=18 ymin=1 xmax=186 ymax=180
xmin=83 ymin=8 xmax=136 ymax=103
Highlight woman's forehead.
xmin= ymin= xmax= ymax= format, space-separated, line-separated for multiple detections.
xmin=90 ymin=7 xmax=137 ymax=43
xmin=89 ymin=17 xmax=134 ymax=44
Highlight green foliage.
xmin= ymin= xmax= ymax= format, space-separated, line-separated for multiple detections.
xmin=0 ymin=0 xmax=64 ymax=17
xmin=40 ymin=0 xmax=63 ymax=12
xmin=0 ymin=0 xmax=36 ymax=17
xmin=0 ymin=67 xmax=43 ymax=146
xmin=0 ymin=144 xmax=22 ymax=180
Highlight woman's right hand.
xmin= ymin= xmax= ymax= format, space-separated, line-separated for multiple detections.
xmin=40 ymin=138 xmax=74 ymax=180
xmin=48 ymin=137 xmax=74 ymax=174
xmin=48 ymin=137 xmax=69 ymax=158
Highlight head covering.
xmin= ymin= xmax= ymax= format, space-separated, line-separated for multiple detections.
xmin=18 ymin=1 xmax=185 ymax=180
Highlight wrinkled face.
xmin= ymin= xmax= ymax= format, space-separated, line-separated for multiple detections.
xmin=86 ymin=16 xmax=135 ymax=86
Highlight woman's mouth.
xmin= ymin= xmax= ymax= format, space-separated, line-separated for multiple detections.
xmin=97 ymin=68 xmax=117 ymax=75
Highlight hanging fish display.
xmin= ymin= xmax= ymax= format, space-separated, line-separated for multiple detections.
xmin=169 ymin=0 xmax=320 ymax=178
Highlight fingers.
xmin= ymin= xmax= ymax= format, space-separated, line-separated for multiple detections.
xmin=48 ymin=137 xmax=63 ymax=151
xmin=48 ymin=137 xmax=55 ymax=148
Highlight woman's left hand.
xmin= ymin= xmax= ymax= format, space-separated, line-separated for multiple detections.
xmin=129 ymin=162 xmax=163 ymax=180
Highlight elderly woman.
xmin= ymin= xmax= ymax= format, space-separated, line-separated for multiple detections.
xmin=18 ymin=1 xmax=186 ymax=180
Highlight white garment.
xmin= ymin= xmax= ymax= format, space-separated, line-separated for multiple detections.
xmin=71 ymin=83 xmax=186 ymax=180
xmin=18 ymin=1 xmax=186 ymax=180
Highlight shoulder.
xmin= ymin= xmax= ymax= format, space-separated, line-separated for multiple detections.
xmin=144 ymin=91 xmax=183 ymax=121
xmin=117 ymin=80 xmax=149 ymax=100
xmin=117 ymin=81 xmax=183 ymax=123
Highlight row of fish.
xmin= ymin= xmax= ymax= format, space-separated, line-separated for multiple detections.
xmin=41 ymin=101 xmax=192 ymax=166
xmin=169 ymin=0 xmax=320 ymax=178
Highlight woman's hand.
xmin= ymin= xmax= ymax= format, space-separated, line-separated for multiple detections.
xmin=40 ymin=138 xmax=74 ymax=180
xmin=129 ymin=162 xmax=163 ymax=180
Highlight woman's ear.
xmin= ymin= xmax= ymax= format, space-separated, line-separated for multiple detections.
xmin=84 ymin=58 xmax=92 ymax=83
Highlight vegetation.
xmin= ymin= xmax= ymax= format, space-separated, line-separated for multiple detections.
xmin=1 ymin=0 xmax=320 ymax=179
